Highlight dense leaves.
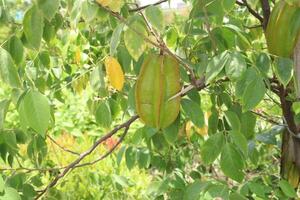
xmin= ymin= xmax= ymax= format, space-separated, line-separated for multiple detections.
xmin=0 ymin=0 xmax=299 ymax=199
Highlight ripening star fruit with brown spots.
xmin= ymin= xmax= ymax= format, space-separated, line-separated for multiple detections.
xmin=135 ymin=54 xmax=181 ymax=129
xmin=265 ymin=0 xmax=300 ymax=57
xmin=105 ymin=56 xmax=125 ymax=91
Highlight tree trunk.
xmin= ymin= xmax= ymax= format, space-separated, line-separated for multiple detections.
xmin=280 ymin=39 xmax=300 ymax=188
xmin=281 ymin=129 xmax=300 ymax=188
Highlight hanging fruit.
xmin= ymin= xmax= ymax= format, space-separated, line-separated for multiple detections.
xmin=135 ymin=54 xmax=181 ymax=129
xmin=265 ymin=1 xmax=300 ymax=57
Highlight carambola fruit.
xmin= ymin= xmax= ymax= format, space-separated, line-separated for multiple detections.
xmin=266 ymin=1 xmax=300 ymax=57
xmin=135 ymin=54 xmax=181 ymax=129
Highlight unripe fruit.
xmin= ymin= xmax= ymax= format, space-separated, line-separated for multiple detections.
xmin=266 ymin=1 xmax=300 ymax=57
xmin=135 ymin=54 xmax=181 ymax=129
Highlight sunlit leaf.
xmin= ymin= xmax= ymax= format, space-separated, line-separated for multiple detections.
xmin=124 ymin=18 xmax=147 ymax=61
xmin=105 ymin=56 xmax=125 ymax=91
xmin=23 ymin=5 xmax=44 ymax=49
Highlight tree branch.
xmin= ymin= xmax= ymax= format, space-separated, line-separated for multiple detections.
xmin=251 ymin=110 xmax=281 ymax=125
xmin=74 ymin=124 xmax=130 ymax=169
xmin=0 ymin=166 xmax=64 ymax=173
xmin=97 ymin=2 xmax=197 ymax=84
xmin=47 ymin=135 xmax=80 ymax=156
xmin=129 ymin=0 xmax=168 ymax=12
xmin=35 ymin=115 xmax=139 ymax=200
xmin=236 ymin=0 xmax=264 ymax=24
xmin=260 ymin=0 xmax=271 ymax=30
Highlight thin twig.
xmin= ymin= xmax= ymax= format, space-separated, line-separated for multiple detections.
xmin=0 ymin=166 xmax=64 ymax=173
xmin=47 ymin=135 xmax=80 ymax=156
xmin=35 ymin=115 xmax=139 ymax=199
xmin=236 ymin=0 xmax=264 ymax=24
xmin=75 ymin=125 xmax=130 ymax=168
xmin=97 ymin=3 xmax=196 ymax=84
xmin=251 ymin=110 xmax=281 ymax=125
xmin=129 ymin=0 xmax=168 ymax=12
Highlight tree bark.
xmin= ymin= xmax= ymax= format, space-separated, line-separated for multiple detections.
xmin=280 ymin=39 xmax=300 ymax=188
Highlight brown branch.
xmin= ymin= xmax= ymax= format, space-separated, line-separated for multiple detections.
xmin=74 ymin=124 xmax=130 ymax=168
xmin=35 ymin=115 xmax=139 ymax=200
xmin=236 ymin=0 xmax=264 ymax=24
xmin=96 ymin=2 xmax=196 ymax=84
xmin=47 ymin=135 xmax=80 ymax=156
xmin=35 ymin=2 xmax=214 ymax=198
xmin=129 ymin=0 xmax=168 ymax=12
xmin=0 ymin=166 xmax=64 ymax=173
xmin=260 ymin=0 xmax=271 ymax=30
xmin=251 ymin=110 xmax=281 ymax=125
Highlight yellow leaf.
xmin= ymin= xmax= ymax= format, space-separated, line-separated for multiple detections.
xmin=96 ymin=0 xmax=111 ymax=6
xmin=105 ymin=56 xmax=125 ymax=91
xmin=185 ymin=121 xmax=193 ymax=141
xmin=75 ymin=48 xmax=81 ymax=64
xmin=195 ymin=126 xmax=208 ymax=136
xmin=108 ymin=0 xmax=124 ymax=12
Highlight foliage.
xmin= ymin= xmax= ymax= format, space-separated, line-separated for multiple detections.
xmin=0 ymin=0 xmax=299 ymax=199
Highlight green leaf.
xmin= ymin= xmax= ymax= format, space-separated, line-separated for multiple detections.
xmin=225 ymin=51 xmax=246 ymax=81
xmin=229 ymin=192 xmax=247 ymax=200
xmin=0 ymin=175 xmax=4 ymax=193
xmin=222 ymin=0 xmax=236 ymax=12
xmin=27 ymin=135 xmax=48 ymax=164
xmin=22 ymin=184 xmax=37 ymax=198
xmin=181 ymin=99 xmax=204 ymax=128
xmin=242 ymin=76 xmax=266 ymax=111
xmin=110 ymin=23 xmax=124 ymax=56
xmin=220 ymin=143 xmax=244 ymax=182
xmin=235 ymin=68 xmax=257 ymax=99
xmin=2 ymin=131 xmax=18 ymax=153
xmin=183 ymin=180 xmax=206 ymax=200
xmin=229 ymin=130 xmax=248 ymax=156
xmin=205 ymin=51 xmax=229 ymax=83
xmin=256 ymin=53 xmax=270 ymax=75
xmin=5 ymin=36 xmax=23 ymax=65
xmin=278 ymin=180 xmax=297 ymax=198
xmin=125 ymin=146 xmax=136 ymax=170
xmin=81 ymin=1 xmax=98 ymax=22
xmin=207 ymin=184 xmax=229 ymax=199
xmin=208 ymin=109 xmax=219 ymax=135
xmin=111 ymin=174 xmax=132 ymax=188
xmin=241 ymin=111 xmax=256 ymax=139
xmin=256 ymin=126 xmax=283 ymax=145
xmin=248 ymin=182 xmax=266 ymax=198
xmin=292 ymin=102 xmax=300 ymax=114
xmin=23 ymin=6 xmax=44 ymax=49
xmin=95 ymin=101 xmax=112 ymax=128
xmin=201 ymin=132 xmax=225 ymax=165
xmin=90 ymin=66 xmax=105 ymax=91
xmin=0 ymin=48 xmax=21 ymax=88
xmin=0 ymin=100 xmax=10 ymax=129
xmin=124 ymin=18 xmax=147 ymax=61
xmin=163 ymin=116 xmax=180 ymax=145
xmin=0 ymin=187 xmax=21 ymax=200
xmin=224 ymin=111 xmax=240 ymax=131
xmin=18 ymin=90 xmax=51 ymax=136
xmin=274 ymin=57 xmax=293 ymax=87
xmin=37 ymin=0 xmax=60 ymax=21
xmin=137 ymin=148 xmax=151 ymax=168
xmin=145 ymin=6 xmax=164 ymax=32
xmin=147 ymin=180 xmax=169 ymax=196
